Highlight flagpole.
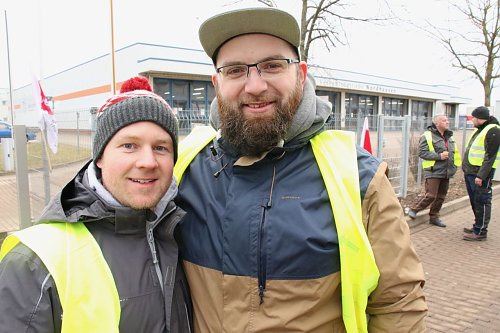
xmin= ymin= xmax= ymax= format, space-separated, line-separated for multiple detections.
xmin=4 ymin=10 xmax=15 ymax=124
xmin=109 ymin=0 xmax=116 ymax=95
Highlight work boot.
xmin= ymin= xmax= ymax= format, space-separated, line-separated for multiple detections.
xmin=463 ymin=233 xmax=487 ymax=241
xmin=463 ymin=227 xmax=474 ymax=234
xmin=407 ymin=208 xmax=417 ymax=219
xmin=429 ymin=218 xmax=446 ymax=227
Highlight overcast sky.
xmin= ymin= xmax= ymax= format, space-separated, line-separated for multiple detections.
xmin=0 ymin=0 xmax=496 ymax=106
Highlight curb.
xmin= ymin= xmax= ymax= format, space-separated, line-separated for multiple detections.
xmin=407 ymin=183 xmax=500 ymax=228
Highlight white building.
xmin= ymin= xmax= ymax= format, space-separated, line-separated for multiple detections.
xmin=2 ymin=42 xmax=475 ymax=130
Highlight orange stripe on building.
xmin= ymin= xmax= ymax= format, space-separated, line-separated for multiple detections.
xmin=52 ymin=83 xmax=123 ymax=101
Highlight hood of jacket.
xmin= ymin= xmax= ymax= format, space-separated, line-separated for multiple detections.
xmin=209 ymin=72 xmax=332 ymax=151
xmin=479 ymin=116 xmax=500 ymax=128
xmin=36 ymin=160 xmax=181 ymax=233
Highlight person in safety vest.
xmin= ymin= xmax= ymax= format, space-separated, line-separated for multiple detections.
xmin=462 ymin=106 xmax=500 ymax=241
xmin=407 ymin=114 xmax=461 ymax=227
xmin=173 ymin=7 xmax=427 ymax=333
xmin=0 ymin=77 xmax=192 ymax=333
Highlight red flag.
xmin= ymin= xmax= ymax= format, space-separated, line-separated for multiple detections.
xmin=33 ymin=77 xmax=58 ymax=153
xmin=360 ymin=116 xmax=372 ymax=154
xmin=38 ymin=81 xmax=53 ymax=115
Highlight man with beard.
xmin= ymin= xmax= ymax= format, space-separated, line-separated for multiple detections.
xmin=174 ymin=7 xmax=427 ymax=333
xmin=462 ymin=106 xmax=500 ymax=241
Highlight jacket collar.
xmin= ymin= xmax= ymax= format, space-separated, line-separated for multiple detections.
xmin=36 ymin=160 xmax=182 ymax=235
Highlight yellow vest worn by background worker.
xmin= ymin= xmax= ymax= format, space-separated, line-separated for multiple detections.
xmin=174 ymin=126 xmax=380 ymax=333
xmin=0 ymin=222 xmax=120 ymax=333
xmin=466 ymin=124 xmax=500 ymax=169
xmin=421 ymin=130 xmax=462 ymax=169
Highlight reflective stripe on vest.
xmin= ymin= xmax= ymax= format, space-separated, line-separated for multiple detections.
xmin=174 ymin=126 xmax=380 ymax=333
xmin=0 ymin=223 xmax=120 ymax=333
xmin=466 ymin=124 xmax=500 ymax=168
xmin=421 ymin=131 xmax=461 ymax=169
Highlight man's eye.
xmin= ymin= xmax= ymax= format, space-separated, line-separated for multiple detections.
xmin=122 ymin=143 xmax=134 ymax=149
xmin=225 ymin=66 xmax=247 ymax=76
xmin=260 ymin=61 xmax=286 ymax=72
xmin=154 ymin=146 xmax=169 ymax=153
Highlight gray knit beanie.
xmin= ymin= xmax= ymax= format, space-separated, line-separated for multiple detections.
xmin=93 ymin=90 xmax=179 ymax=162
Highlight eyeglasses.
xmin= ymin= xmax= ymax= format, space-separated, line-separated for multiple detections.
xmin=216 ymin=58 xmax=300 ymax=80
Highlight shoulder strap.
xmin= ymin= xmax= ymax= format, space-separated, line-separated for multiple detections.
xmin=174 ymin=126 xmax=217 ymax=183
xmin=311 ymin=130 xmax=379 ymax=333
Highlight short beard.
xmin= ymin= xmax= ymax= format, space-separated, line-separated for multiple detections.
xmin=216 ymin=79 xmax=303 ymax=156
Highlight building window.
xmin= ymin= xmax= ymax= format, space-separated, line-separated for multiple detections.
xmin=444 ymin=103 xmax=458 ymax=129
xmin=411 ymin=100 xmax=433 ymax=131
xmin=316 ymin=90 xmax=339 ymax=128
xmin=345 ymin=93 xmax=378 ymax=130
xmin=152 ymin=78 xmax=214 ymax=114
xmin=382 ymin=97 xmax=408 ymax=117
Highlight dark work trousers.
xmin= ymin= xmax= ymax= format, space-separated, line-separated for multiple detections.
xmin=464 ymin=174 xmax=493 ymax=235
xmin=410 ymin=178 xmax=450 ymax=219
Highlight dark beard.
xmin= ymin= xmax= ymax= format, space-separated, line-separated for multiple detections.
xmin=216 ymin=80 xmax=303 ymax=156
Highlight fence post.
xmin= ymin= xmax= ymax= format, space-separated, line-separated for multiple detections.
xmin=401 ymin=115 xmax=411 ymax=198
xmin=76 ymin=111 xmax=80 ymax=155
xmin=90 ymin=107 xmax=98 ymax=158
xmin=376 ymin=114 xmax=384 ymax=160
xmin=13 ymin=125 xmax=32 ymax=229
xmin=42 ymin=130 xmax=51 ymax=205
xmin=462 ymin=124 xmax=468 ymax=159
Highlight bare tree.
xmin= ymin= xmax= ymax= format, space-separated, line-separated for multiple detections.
xmin=249 ymin=0 xmax=390 ymax=62
xmin=432 ymin=0 xmax=499 ymax=106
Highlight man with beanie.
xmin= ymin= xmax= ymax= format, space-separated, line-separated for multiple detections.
xmin=462 ymin=106 xmax=500 ymax=241
xmin=0 ymin=83 xmax=192 ymax=332
xmin=174 ymin=7 xmax=427 ymax=333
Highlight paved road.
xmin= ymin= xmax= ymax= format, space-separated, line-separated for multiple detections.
xmin=410 ymin=191 xmax=500 ymax=332
xmin=0 ymin=163 xmax=499 ymax=332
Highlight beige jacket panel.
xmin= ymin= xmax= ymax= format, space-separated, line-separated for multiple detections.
xmin=363 ymin=161 xmax=428 ymax=332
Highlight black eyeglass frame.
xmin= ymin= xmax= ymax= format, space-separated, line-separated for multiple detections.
xmin=216 ymin=58 xmax=300 ymax=78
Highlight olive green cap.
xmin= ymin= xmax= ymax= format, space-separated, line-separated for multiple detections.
xmin=199 ymin=7 xmax=300 ymax=62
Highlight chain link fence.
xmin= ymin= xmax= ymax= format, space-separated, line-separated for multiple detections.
xmin=0 ymin=108 xmax=477 ymax=232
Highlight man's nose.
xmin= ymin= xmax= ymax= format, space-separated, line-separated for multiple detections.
xmin=136 ymin=148 xmax=158 ymax=168
xmin=244 ymin=67 xmax=268 ymax=95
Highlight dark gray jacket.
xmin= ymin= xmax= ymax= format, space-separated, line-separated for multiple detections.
xmin=0 ymin=161 xmax=192 ymax=333
xmin=419 ymin=124 xmax=458 ymax=179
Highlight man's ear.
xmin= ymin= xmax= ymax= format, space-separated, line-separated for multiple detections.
xmin=96 ymin=159 xmax=102 ymax=169
xmin=211 ymin=73 xmax=217 ymax=87
xmin=298 ymin=62 xmax=308 ymax=88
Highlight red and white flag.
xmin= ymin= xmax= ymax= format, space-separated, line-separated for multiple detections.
xmin=33 ymin=77 xmax=58 ymax=153
xmin=360 ymin=116 xmax=372 ymax=154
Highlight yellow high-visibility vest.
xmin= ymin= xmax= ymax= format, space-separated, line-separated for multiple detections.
xmin=174 ymin=126 xmax=380 ymax=333
xmin=466 ymin=124 xmax=500 ymax=169
xmin=0 ymin=222 xmax=120 ymax=333
xmin=421 ymin=130 xmax=462 ymax=169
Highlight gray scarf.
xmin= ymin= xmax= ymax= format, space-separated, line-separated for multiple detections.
xmin=209 ymin=72 xmax=332 ymax=148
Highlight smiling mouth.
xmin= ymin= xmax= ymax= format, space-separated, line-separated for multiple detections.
xmin=130 ymin=178 xmax=155 ymax=184
xmin=245 ymin=102 xmax=272 ymax=108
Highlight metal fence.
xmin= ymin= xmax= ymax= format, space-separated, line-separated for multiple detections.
xmin=0 ymin=108 xmax=477 ymax=230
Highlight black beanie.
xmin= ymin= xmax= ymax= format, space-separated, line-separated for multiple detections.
xmin=93 ymin=90 xmax=178 ymax=162
xmin=471 ymin=106 xmax=490 ymax=120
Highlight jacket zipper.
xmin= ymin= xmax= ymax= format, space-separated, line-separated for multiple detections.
xmin=146 ymin=206 xmax=177 ymax=296
xmin=147 ymin=224 xmax=164 ymax=295
xmin=257 ymin=204 xmax=268 ymax=304
xmin=258 ymin=166 xmax=276 ymax=304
